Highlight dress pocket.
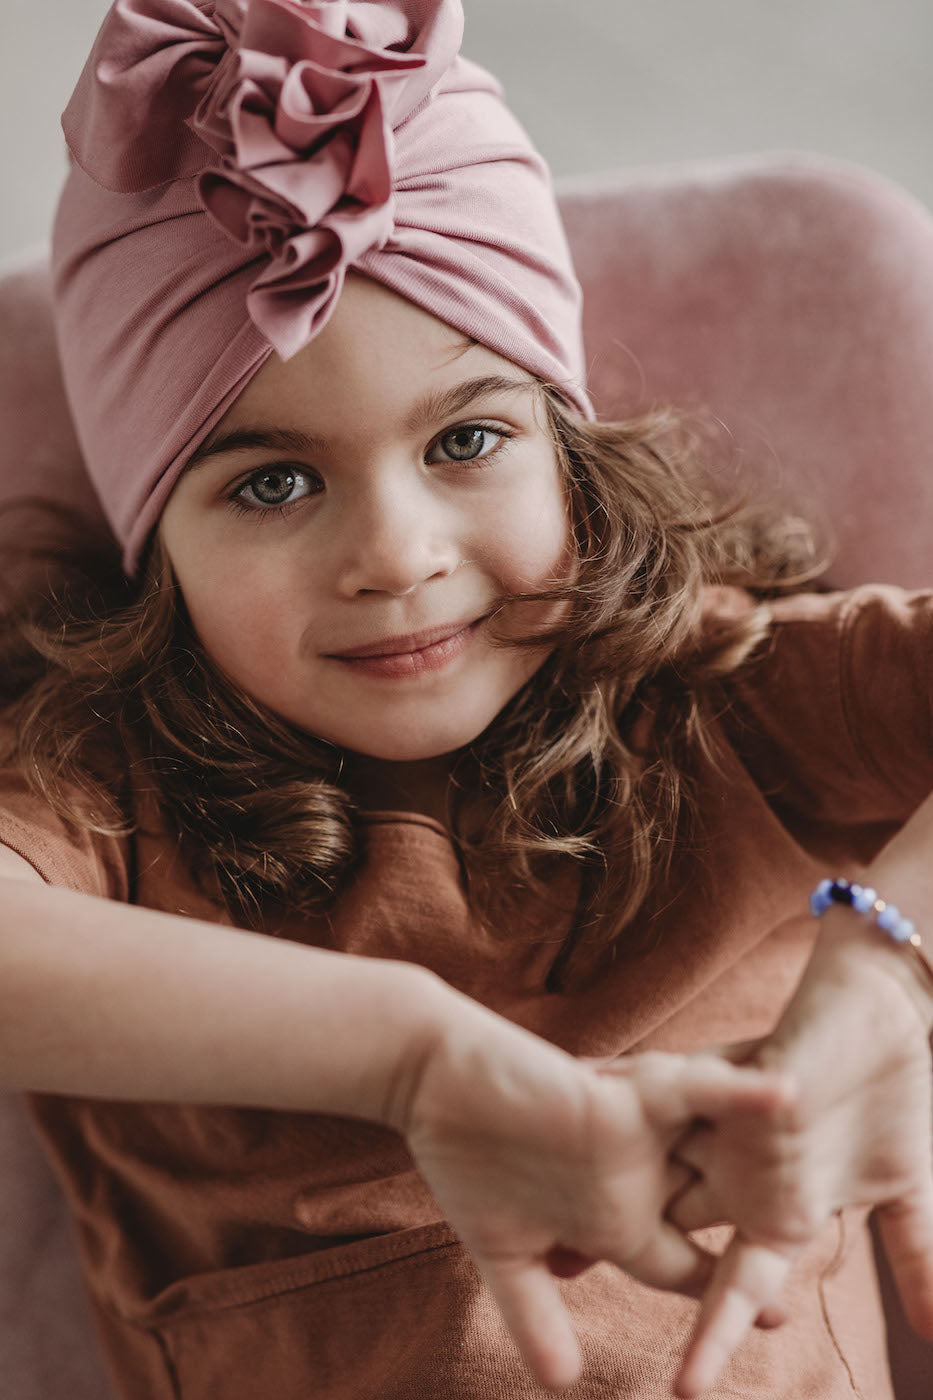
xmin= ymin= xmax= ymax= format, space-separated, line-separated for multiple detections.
xmin=95 ymin=1213 xmax=892 ymax=1400
xmin=132 ymin=1221 xmax=543 ymax=1400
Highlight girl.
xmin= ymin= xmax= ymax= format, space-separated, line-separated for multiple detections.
xmin=2 ymin=2 xmax=932 ymax=1397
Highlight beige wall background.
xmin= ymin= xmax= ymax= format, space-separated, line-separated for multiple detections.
xmin=1 ymin=0 xmax=932 ymax=263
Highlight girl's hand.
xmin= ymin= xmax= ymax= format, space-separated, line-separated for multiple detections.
xmin=397 ymin=1004 xmax=790 ymax=1392
xmin=666 ymin=927 xmax=933 ymax=1398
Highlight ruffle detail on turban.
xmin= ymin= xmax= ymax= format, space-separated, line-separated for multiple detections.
xmin=61 ymin=0 xmax=464 ymax=357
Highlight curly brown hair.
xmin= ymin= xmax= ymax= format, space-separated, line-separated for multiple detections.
xmin=0 ymin=394 xmax=826 ymax=988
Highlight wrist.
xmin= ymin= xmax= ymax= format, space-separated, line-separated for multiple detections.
xmin=379 ymin=972 xmax=576 ymax=1144
xmin=815 ymin=900 xmax=933 ymax=1036
xmin=375 ymin=966 xmax=489 ymax=1136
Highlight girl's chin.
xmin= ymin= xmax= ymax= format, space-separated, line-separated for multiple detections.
xmin=342 ymin=738 xmax=471 ymax=764
xmin=313 ymin=717 xmax=500 ymax=763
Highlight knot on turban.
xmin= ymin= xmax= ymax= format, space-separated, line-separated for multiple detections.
xmin=64 ymin=0 xmax=463 ymax=358
xmin=53 ymin=0 xmax=592 ymax=572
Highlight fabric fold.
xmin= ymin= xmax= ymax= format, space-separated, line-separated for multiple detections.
xmin=53 ymin=0 xmax=592 ymax=572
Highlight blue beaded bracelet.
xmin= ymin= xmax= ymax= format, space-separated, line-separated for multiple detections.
xmin=810 ymin=878 xmax=933 ymax=986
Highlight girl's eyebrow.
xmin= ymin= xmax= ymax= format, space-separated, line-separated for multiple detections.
xmin=183 ymin=374 xmax=536 ymax=472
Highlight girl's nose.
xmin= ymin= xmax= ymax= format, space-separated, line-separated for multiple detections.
xmin=333 ymin=480 xmax=461 ymax=598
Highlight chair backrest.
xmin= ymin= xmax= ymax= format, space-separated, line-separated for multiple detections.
xmin=562 ymin=153 xmax=933 ymax=590
xmin=1 ymin=153 xmax=932 ymax=1400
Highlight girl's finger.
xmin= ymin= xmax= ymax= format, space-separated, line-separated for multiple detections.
xmin=700 ymin=1038 xmax=766 ymax=1066
xmin=662 ymin=1181 xmax=789 ymax=1331
xmin=754 ymin=1301 xmax=790 ymax=1329
xmin=592 ymin=1050 xmax=689 ymax=1075
xmin=592 ymin=1040 xmax=766 ymax=1076
xmin=479 ymin=1254 xmax=583 ymax=1391
xmin=875 ymin=1183 xmax=933 ymax=1339
xmin=640 ymin=1055 xmax=796 ymax=1126
xmin=664 ymin=1175 xmax=724 ymax=1234
xmin=614 ymin=1220 xmax=717 ymax=1298
xmin=669 ymin=1121 xmax=715 ymax=1178
xmin=674 ymin=1236 xmax=793 ymax=1399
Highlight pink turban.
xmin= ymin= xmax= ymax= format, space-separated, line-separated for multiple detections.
xmin=51 ymin=0 xmax=592 ymax=573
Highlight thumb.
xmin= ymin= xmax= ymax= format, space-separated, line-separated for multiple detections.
xmin=875 ymin=1183 xmax=933 ymax=1340
xmin=588 ymin=1039 xmax=766 ymax=1075
xmin=478 ymin=1253 xmax=583 ymax=1391
xmin=633 ymin=1053 xmax=795 ymax=1126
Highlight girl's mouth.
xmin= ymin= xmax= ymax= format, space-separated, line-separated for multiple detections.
xmin=328 ymin=619 xmax=483 ymax=679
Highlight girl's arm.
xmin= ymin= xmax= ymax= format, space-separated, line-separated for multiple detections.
xmin=0 ymin=853 xmax=450 ymax=1123
xmin=668 ymin=787 xmax=933 ymax=1397
xmin=0 ymin=852 xmax=788 ymax=1394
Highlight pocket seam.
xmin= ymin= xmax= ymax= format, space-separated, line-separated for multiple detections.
xmin=111 ymin=1221 xmax=462 ymax=1327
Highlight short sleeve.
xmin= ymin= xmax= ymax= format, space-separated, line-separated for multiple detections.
xmin=839 ymin=586 xmax=933 ymax=797
xmin=721 ymin=585 xmax=933 ymax=826
xmin=0 ymin=761 xmax=129 ymax=900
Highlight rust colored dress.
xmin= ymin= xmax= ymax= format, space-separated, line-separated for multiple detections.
xmin=2 ymin=585 xmax=931 ymax=1399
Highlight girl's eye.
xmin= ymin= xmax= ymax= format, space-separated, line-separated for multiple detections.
xmin=429 ymin=425 xmax=506 ymax=463
xmin=229 ymin=466 xmax=320 ymax=514
xmin=226 ymin=428 xmax=509 ymax=518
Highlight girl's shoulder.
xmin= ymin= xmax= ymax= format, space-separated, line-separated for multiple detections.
xmin=715 ymin=582 xmax=933 ymax=824
xmin=0 ymin=722 xmax=131 ymax=901
xmin=748 ymin=581 xmax=933 ymax=683
xmin=702 ymin=579 xmax=933 ymax=669
xmin=704 ymin=579 xmax=933 ymax=636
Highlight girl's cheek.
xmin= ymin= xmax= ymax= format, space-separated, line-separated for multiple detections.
xmin=494 ymin=474 xmax=571 ymax=589
xmin=553 ymin=521 xmax=578 ymax=586
xmin=529 ymin=502 xmax=575 ymax=590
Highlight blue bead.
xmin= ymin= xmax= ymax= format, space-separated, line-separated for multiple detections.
xmin=852 ymin=885 xmax=877 ymax=914
xmin=810 ymin=889 xmax=833 ymax=916
xmin=811 ymin=878 xmax=920 ymax=951
xmin=876 ymin=904 xmax=901 ymax=932
xmin=891 ymin=918 xmax=915 ymax=944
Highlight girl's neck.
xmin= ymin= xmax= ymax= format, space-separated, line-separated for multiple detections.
xmin=342 ymin=753 xmax=455 ymax=827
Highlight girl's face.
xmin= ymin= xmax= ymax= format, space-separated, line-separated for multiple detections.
xmin=160 ymin=274 xmax=571 ymax=763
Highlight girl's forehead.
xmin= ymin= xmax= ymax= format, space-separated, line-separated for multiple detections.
xmin=220 ymin=275 xmax=538 ymax=436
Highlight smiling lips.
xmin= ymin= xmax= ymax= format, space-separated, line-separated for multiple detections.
xmin=329 ymin=619 xmax=484 ymax=679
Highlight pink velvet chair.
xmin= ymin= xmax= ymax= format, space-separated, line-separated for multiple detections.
xmin=1 ymin=152 xmax=932 ymax=1399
